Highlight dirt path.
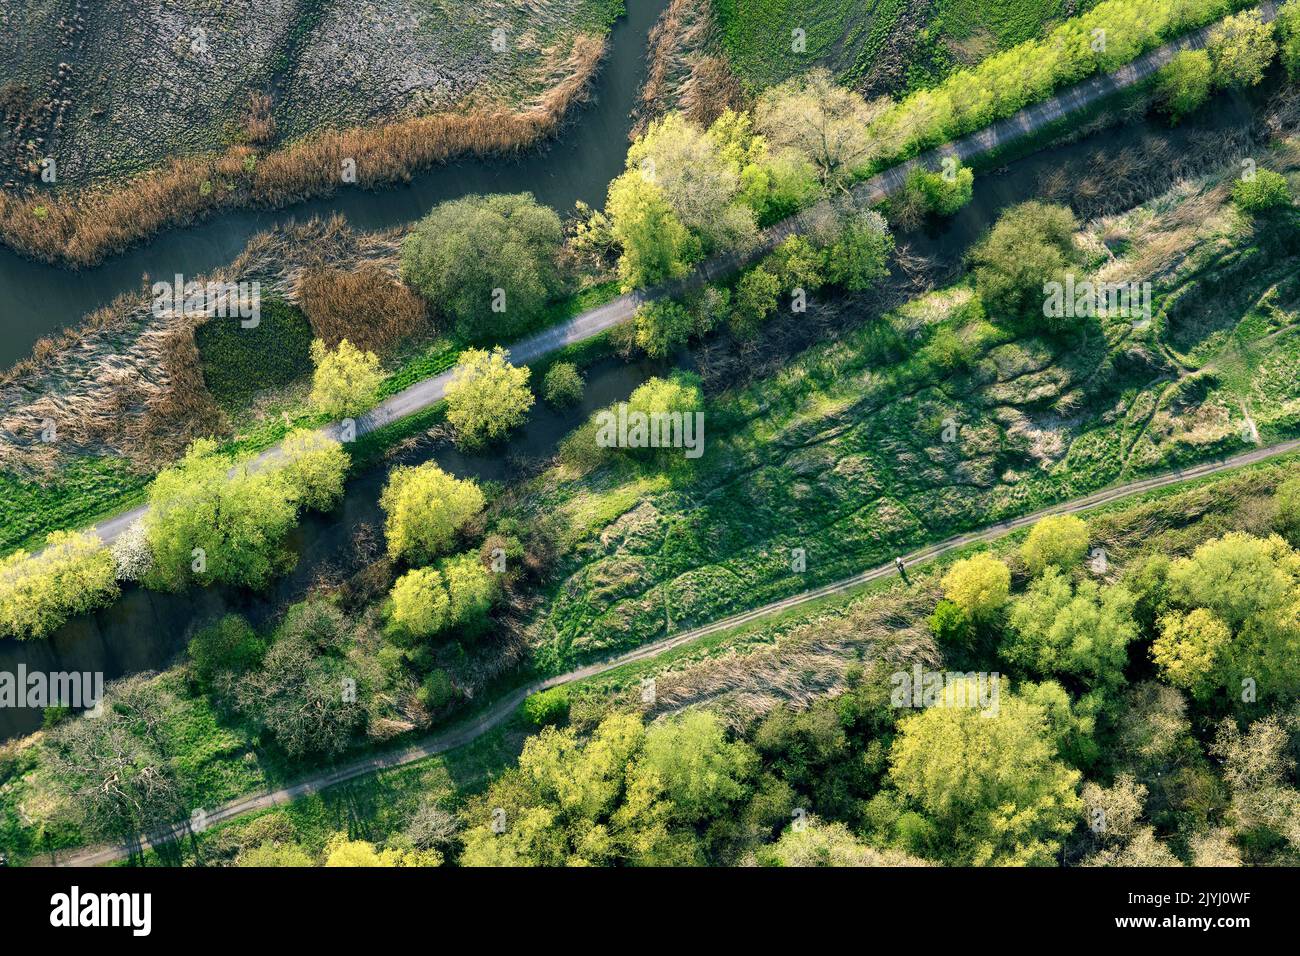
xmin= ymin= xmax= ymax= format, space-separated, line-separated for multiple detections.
xmin=75 ymin=3 xmax=1278 ymax=550
xmin=49 ymin=435 xmax=1300 ymax=867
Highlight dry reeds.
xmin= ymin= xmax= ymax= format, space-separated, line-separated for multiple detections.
xmin=0 ymin=33 xmax=607 ymax=268
xmin=296 ymin=263 xmax=426 ymax=353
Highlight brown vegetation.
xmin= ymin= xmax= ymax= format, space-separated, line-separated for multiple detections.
xmin=636 ymin=0 xmax=744 ymax=135
xmin=297 ymin=264 xmax=427 ymax=353
xmin=0 ymin=34 xmax=607 ymax=268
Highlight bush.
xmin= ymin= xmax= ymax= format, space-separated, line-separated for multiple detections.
xmin=730 ymin=266 xmax=781 ymax=338
xmin=970 ymin=202 xmax=1080 ymax=326
xmin=0 ymin=531 xmax=119 ymax=639
xmin=380 ymin=462 xmax=485 ymax=564
xmin=1231 ymin=170 xmax=1293 ymax=213
xmin=1280 ymin=1 xmax=1300 ymax=78
xmin=1155 ymin=49 xmax=1213 ymax=122
xmin=904 ymin=165 xmax=974 ymax=216
xmin=443 ymin=347 xmax=535 ymax=448
xmin=438 ymin=552 xmax=498 ymax=638
xmin=940 ymin=553 xmax=1011 ymax=622
xmin=523 ymin=686 xmax=571 ymax=726
xmin=309 ymin=338 xmax=384 ymax=418
xmin=1208 ymin=9 xmax=1277 ymax=88
xmin=542 ymin=362 xmax=585 ymax=405
xmin=400 ymin=192 xmax=564 ymax=339
xmin=634 ymin=299 xmax=697 ymax=357
xmin=419 ymin=669 xmax=458 ymax=711
xmin=824 ymin=209 xmax=893 ymax=292
xmin=189 ymin=614 xmax=265 ymax=687
xmin=389 ymin=567 xmax=451 ymax=639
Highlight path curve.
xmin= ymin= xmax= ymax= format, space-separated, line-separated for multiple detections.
xmin=50 ymin=436 xmax=1300 ymax=867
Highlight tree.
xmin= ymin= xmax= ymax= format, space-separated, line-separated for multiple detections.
xmin=629 ymin=709 xmax=756 ymax=823
xmin=400 ymin=192 xmax=563 ymax=338
xmin=824 ymin=209 xmax=893 ymax=291
xmin=1208 ymin=10 xmax=1278 ymax=89
xmin=1155 ymin=49 xmax=1213 ymax=123
xmin=438 ymin=552 xmax=498 ymax=636
xmin=887 ymin=681 xmax=1082 ymax=865
xmin=970 ymin=201 xmax=1080 ymax=326
xmin=1003 ymin=570 xmax=1138 ymax=689
xmin=542 ymin=361 xmax=585 ymax=406
xmin=755 ymin=69 xmax=889 ymax=189
xmin=323 ymin=833 xmax=441 ymax=867
xmin=380 ymin=462 xmax=485 ymax=564
xmin=389 ymin=567 xmax=450 ymax=638
xmin=1152 ymin=607 xmax=1232 ymax=700
xmin=236 ymin=842 xmax=315 ymax=867
xmin=756 ymin=818 xmax=927 ymax=867
xmin=188 ymin=614 xmax=265 ymax=688
xmin=145 ymin=438 xmax=299 ymax=591
xmin=730 ymin=266 xmax=780 ymax=338
xmin=706 ymin=108 xmax=818 ymax=223
xmin=928 ymin=598 xmax=973 ymax=646
xmin=1211 ymin=716 xmax=1300 ymax=852
xmin=278 ymin=428 xmax=349 ymax=513
xmin=522 ymin=686 xmax=570 ymax=726
xmin=768 ymin=235 xmax=826 ymax=293
xmin=1232 ymin=170 xmax=1293 ymax=214
xmin=1280 ymin=0 xmax=1300 ymax=79
xmin=940 ymin=552 xmax=1011 ymax=622
xmin=443 ymin=347 xmax=534 ymax=448
xmin=605 ymin=172 xmax=697 ymax=290
xmin=904 ymin=165 xmax=974 ymax=216
xmin=634 ymin=299 xmax=697 ymax=357
xmin=0 ymin=530 xmax=119 ymax=640
xmin=1275 ymin=475 xmax=1300 ymax=545
xmin=1020 ymin=514 xmax=1089 ymax=576
xmin=309 ymin=338 xmax=383 ymax=418
xmin=625 ymin=112 xmax=757 ymax=255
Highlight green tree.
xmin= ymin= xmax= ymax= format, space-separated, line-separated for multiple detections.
xmin=309 ymin=338 xmax=383 ymax=418
xmin=400 ymin=192 xmax=563 ymax=338
xmin=887 ymin=681 xmax=1083 ymax=865
xmin=278 ymin=428 xmax=349 ymax=513
xmin=0 ymin=531 xmax=119 ymax=640
xmin=444 ymin=347 xmax=534 ymax=449
xmin=970 ymin=201 xmax=1080 ymax=325
xmin=542 ymin=361 xmax=585 ymax=406
xmin=928 ymin=598 xmax=973 ymax=646
xmin=1208 ymin=10 xmax=1278 ymax=89
xmin=824 ymin=209 xmax=894 ymax=291
xmin=940 ymin=552 xmax=1011 ymax=622
xmin=605 ymin=173 xmax=697 ymax=290
xmin=1151 ymin=607 xmax=1232 ymax=701
xmin=145 ymin=439 xmax=299 ymax=591
xmin=1020 ymin=514 xmax=1089 ymax=576
xmin=756 ymin=818 xmax=928 ymax=867
xmin=1231 ymin=169 xmax=1293 ymax=213
xmin=236 ymin=842 xmax=316 ymax=867
xmin=389 ymin=567 xmax=450 ymax=638
xmin=188 ymin=614 xmax=265 ymax=688
xmin=1280 ymin=1 xmax=1300 ymax=78
xmin=630 ymin=710 xmax=757 ymax=823
xmin=438 ymin=552 xmax=498 ymax=636
xmin=633 ymin=299 xmax=697 ymax=357
xmin=1004 ymin=571 xmax=1138 ymax=689
xmin=730 ymin=266 xmax=781 ymax=338
xmin=380 ymin=462 xmax=485 ymax=564
xmin=904 ymin=165 xmax=974 ymax=216
xmin=1155 ymin=49 xmax=1213 ymax=122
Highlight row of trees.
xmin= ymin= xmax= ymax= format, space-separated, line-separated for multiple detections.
xmin=1155 ymin=8 xmax=1285 ymax=121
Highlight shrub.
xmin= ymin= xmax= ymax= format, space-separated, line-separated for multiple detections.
xmin=380 ymin=462 xmax=485 ymax=564
xmin=443 ymin=347 xmax=535 ymax=448
xmin=189 ymin=614 xmax=265 ymax=687
xmin=438 ymin=552 xmax=498 ymax=638
xmin=730 ymin=266 xmax=781 ymax=338
xmin=904 ymin=165 xmax=975 ymax=216
xmin=1275 ymin=475 xmax=1300 ymax=545
xmin=824 ymin=209 xmax=893 ymax=291
xmin=523 ymin=686 xmax=571 ymax=726
xmin=400 ymin=192 xmax=564 ymax=339
xmin=970 ymin=202 xmax=1080 ymax=326
xmin=1155 ymin=49 xmax=1213 ymax=122
xmin=390 ymin=567 xmax=451 ymax=639
xmin=1231 ymin=170 xmax=1293 ymax=213
xmin=278 ymin=428 xmax=350 ymax=513
xmin=0 ymin=531 xmax=119 ymax=639
xmin=309 ymin=338 xmax=384 ymax=418
xmin=1208 ymin=9 xmax=1277 ymax=88
xmin=940 ymin=553 xmax=1011 ymax=622
xmin=634 ymin=299 xmax=697 ymax=357
xmin=542 ymin=362 xmax=585 ymax=406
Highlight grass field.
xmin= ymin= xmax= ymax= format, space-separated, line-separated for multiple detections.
xmin=712 ymin=0 xmax=1097 ymax=92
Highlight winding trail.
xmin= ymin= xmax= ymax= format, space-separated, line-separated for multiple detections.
xmin=50 ymin=435 xmax=1300 ymax=867
xmin=77 ymin=1 xmax=1277 ymax=549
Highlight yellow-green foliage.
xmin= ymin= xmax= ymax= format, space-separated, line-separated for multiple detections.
xmin=940 ymin=552 xmax=1011 ymax=621
xmin=380 ymin=462 xmax=485 ymax=564
xmin=444 ymin=347 xmax=535 ymax=449
xmin=0 ymin=530 xmax=119 ymax=639
xmin=309 ymin=338 xmax=384 ymax=418
xmin=1020 ymin=514 xmax=1090 ymax=575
